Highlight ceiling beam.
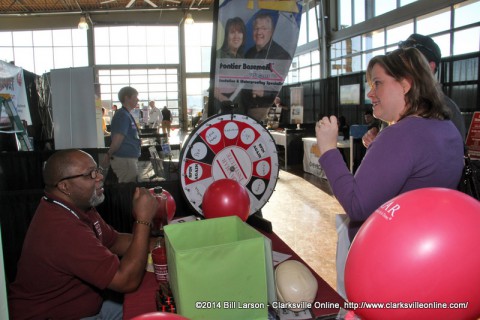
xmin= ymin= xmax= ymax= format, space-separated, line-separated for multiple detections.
xmin=0 ymin=0 xmax=214 ymax=15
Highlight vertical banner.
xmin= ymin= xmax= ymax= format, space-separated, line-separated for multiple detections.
xmin=466 ymin=111 xmax=480 ymax=159
xmin=0 ymin=61 xmax=32 ymax=125
xmin=290 ymin=86 xmax=303 ymax=124
xmin=209 ymin=0 xmax=303 ymax=123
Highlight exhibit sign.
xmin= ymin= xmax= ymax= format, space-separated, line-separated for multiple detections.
xmin=302 ymin=137 xmax=326 ymax=179
xmin=210 ymin=0 xmax=303 ymax=121
xmin=290 ymin=105 xmax=303 ymax=124
xmin=0 ymin=61 xmax=32 ymax=125
xmin=466 ymin=111 xmax=480 ymax=159
xmin=340 ymin=84 xmax=360 ymax=105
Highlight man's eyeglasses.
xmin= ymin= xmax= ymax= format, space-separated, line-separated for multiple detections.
xmin=55 ymin=168 xmax=104 ymax=186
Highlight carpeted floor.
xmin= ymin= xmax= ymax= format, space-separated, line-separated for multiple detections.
xmin=261 ymin=169 xmax=345 ymax=291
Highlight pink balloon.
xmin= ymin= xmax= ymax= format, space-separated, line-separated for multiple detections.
xmin=345 ymin=188 xmax=480 ymax=320
xmin=131 ymin=312 xmax=190 ymax=320
xmin=202 ymin=179 xmax=250 ymax=221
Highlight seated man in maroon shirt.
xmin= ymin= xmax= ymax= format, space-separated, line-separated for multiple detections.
xmin=8 ymin=149 xmax=158 ymax=319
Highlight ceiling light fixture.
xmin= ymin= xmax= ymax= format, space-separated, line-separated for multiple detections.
xmin=78 ymin=16 xmax=89 ymax=30
xmin=185 ymin=13 xmax=194 ymax=24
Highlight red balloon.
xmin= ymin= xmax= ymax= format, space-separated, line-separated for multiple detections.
xmin=131 ymin=312 xmax=190 ymax=320
xmin=345 ymin=188 xmax=480 ymax=320
xmin=149 ymin=187 xmax=176 ymax=222
xmin=162 ymin=189 xmax=176 ymax=222
xmin=202 ymin=179 xmax=250 ymax=221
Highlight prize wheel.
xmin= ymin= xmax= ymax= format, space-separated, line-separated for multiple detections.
xmin=180 ymin=113 xmax=279 ymax=217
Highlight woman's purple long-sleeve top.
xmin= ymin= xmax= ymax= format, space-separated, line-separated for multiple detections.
xmin=319 ymin=117 xmax=464 ymax=240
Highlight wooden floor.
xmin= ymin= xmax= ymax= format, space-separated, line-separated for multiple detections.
xmin=261 ymin=163 xmax=345 ymax=293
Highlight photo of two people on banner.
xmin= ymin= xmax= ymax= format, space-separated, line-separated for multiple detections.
xmin=213 ymin=10 xmax=296 ymax=124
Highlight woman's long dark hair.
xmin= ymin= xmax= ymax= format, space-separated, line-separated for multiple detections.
xmin=221 ymin=17 xmax=246 ymax=54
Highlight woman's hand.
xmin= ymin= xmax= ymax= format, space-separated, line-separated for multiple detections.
xmin=315 ymin=116 xmax=339 ymax=155
xmin=362 ymin=127 xmax=379 ymax=148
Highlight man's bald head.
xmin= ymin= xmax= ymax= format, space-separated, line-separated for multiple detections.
xmin=43 ymin=150 xmax=93 ymax=190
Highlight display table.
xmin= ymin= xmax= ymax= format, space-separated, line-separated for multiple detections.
xmin=302 ymin=137 xmax=350 ymax=178
xmin=270 ymin=129 xmax=305 ymax=170
xmin=123 ymin=229 xmax=345 ymax=319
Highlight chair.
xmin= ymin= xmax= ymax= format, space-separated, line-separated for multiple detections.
xmin=149 ymin=146 xmax=165 ymax=180
xmin=349 ymin=125 xmax=368 ymax=173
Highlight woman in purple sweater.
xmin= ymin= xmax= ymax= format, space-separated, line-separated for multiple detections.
xmin=316 ymin=48 xmax=464 ymax=241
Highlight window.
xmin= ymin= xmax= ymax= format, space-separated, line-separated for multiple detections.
xmin=401 ymin=0 xmax=417 ymax=5
xmin=330 ymin=41 xmax=342 ymax=60
xmin=362 ymin=48 xmax=385 ymax=69
xmin=339 ymin=0 xmax=352 ymax=28
xmin=331 ymin=58 xmax=345 ymax=77
xmin=354 ymin=0 xmax=365 ymax=25
xmin=417 ymin=8 xmax=451 ymax=35
xmin=374 ymin=0 xmax=396 ymax=16
xmin=308 ymin=6 xmax=319 ymax=43
xmin=298 ymin=52 xmax=313 ymax=81
xmin=298 ymin=11 xmax=308 ymax=46
xmin=338 ymin=0 xmax=417 ymax=29
xmin=298 ymin=5 xmax=320 ymax=46
xmin=94 ymin=26 xmax=179 ymax=65
xmin=297 ymin=6 xmax=320 ymax=46
xmin=98 ymin=68 xmax=180 ymax=125
xmin=350 ymin=55 xmax=362 ymax=73
xmin=453 ymin=27 xmax=480 ymax=55
xmin=432 ymin=34 xmax=451 ymax=58
xmin=286 ymin=50 xmax=320 ymax=84
xmin=285 ymin=56 xmax=299 ymax=84
xmin=454 ymin=0 xmax=480 ymax=28
xmin=329 ymin=1 xmax=480 ymax=76
xmin=186 ymin=78 xmax=210 ymax=121
xmin=362 ymin=29 xmax=385 ymax=51
xmin=185 ymin=23 xmax=213 ymax=73
xmin=1 ymin=29 xmax=87 ymax=75
xmin=294 ymin=2 xmax=321 ymax=83
xmin=350 ymin=36 xmax=362 ymax=55
xmin=386 ymin=21 xmax=413 ymax=46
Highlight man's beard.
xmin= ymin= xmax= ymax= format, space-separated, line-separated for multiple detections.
xmin=89 ymin=190 xmax=105 ymax=207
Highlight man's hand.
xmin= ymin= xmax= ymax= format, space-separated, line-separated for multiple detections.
xmin=108 ymin=188 xmax=158 ymax=293
xmin=132 ymin=187 xmax=158 ymax=224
